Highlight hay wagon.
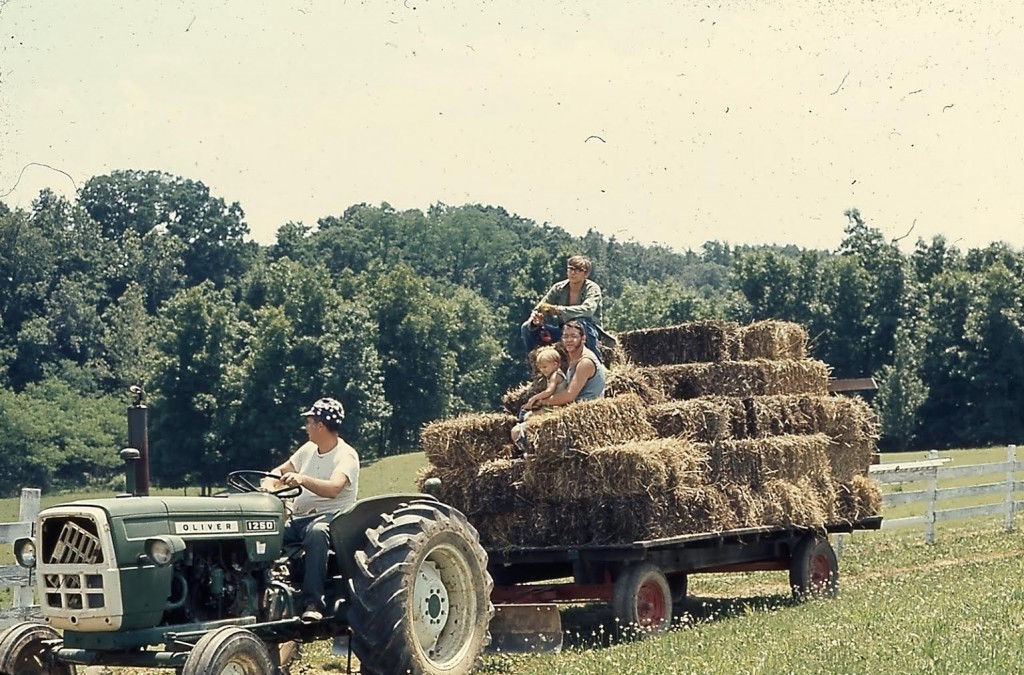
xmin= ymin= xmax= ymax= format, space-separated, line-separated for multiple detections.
xmin=484 ymin=515 xmax=882 ymax=649
xmin=419 ymin=320 xmax=886 ymax=649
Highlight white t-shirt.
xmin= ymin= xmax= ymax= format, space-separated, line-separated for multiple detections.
xmin=288 ymin=439 xmax=360 ymax=516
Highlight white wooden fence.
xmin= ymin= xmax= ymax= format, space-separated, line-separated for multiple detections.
xmin=867 ymin=444 xmax=1022 ymax=544
xmin=0 ymin=488 xmax=41 ymax=628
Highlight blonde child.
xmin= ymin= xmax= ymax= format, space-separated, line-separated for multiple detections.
xmin=511 ymin=347 xmax=566 ymax=448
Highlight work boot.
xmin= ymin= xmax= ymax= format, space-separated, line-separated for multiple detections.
xmin=300 ymin=603 xmax=323 ymax=623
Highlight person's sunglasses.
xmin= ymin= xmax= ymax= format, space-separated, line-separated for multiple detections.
xmin=567 ymin=266 xmax=585 ymax=272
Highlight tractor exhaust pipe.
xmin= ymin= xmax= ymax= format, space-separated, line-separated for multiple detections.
xmin=127 ymin=385 xmax=150 ymax=497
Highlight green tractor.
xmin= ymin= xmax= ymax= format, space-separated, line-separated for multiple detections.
xmin=1 ymin=450 xmax=493 ymax=674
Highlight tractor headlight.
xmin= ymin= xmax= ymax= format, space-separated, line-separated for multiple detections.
xmin=14 ymin=538 xmax=36 ymax=568
xmin=144 ymin=536 xmax=186 ymax=567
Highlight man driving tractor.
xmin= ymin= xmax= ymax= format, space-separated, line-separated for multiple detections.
xmin=263 ymin=397 xmax=360 ymax=623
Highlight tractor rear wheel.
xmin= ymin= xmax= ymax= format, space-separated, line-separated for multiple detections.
xmin=181 ymin=626 xmax=274 ymax=675
xmin=612 ymin=562 xmax=673 ymax=637
xmin=0 ymin=622 xmax=75 ymax=675
xmin=348 ymin=500 xmax=493 ymax=675
xmin=789 ymin=535 xmax=839 ymax=599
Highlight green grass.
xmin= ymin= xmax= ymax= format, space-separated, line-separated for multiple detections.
xmin=6 ymin=448 xmax=1024 ymax=673
xmin=481 ymin=521 xmax=1024 ymax=674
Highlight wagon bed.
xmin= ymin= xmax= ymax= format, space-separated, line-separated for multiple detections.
xmin=484 ymin=516 xmax=881 ymax=645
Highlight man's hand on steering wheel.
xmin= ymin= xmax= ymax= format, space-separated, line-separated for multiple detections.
xmin=260 ymin=474 xmax=284 ymax=491
xmin=227 ymin=470 xmax=302 ymax=499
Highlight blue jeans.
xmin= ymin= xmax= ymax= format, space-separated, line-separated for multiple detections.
xmin=520 ymin=317 xmax=601 ymax=359
xmin=283 ymin=512 xmax=334 ymax=610
xmin=520 ymin=319 xmax=563 ymax=352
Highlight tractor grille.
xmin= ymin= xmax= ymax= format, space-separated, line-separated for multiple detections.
xmin=43 ymin=572 xmax=106 ymax=609
xmin=49 ymin=520 xmax=103 ymax=565
xmin=41 ymin=516 xmax=106 ymax=610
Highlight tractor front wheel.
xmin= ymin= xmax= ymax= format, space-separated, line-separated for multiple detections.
xmin=789 ymin=534 xmax=839 ymax=599
xmin=613 ymin=562 xmax=673 ymax=637
xmin=348 ymin=500 xmax=493 ymax=675
xmin=0 ymin=622 xmax=75 ymax=675
xmin=180 ymin=626 xmax=274 ymax=675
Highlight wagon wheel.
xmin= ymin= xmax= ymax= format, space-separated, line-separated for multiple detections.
xmin=612 ymin=562 xmax=673 ymax=637
xmin=348 ymin=500 xmax=494 ymax=675
xmin=789 ymin=535 xmax=839 ymax=599
xmin=0 ymin=622 xmax=75 ymax=675
xmin=180 ymin=626 xmax=274 ymax=675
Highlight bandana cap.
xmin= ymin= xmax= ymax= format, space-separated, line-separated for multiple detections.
xmin=300 ymin=397 xmax=345 ymax=425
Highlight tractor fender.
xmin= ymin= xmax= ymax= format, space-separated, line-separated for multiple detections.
xmin=327 ymin=493 xmax=438 ymax=580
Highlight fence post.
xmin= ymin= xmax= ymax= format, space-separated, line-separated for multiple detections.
xmin=924 ymin=449 xmax=939 ymax=544
xmin=1006 ymin=445 xmax=1017 ymax=533
xmin=13 ymin=488 xmax=40 ymax=608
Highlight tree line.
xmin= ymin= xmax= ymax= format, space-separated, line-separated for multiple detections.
xmin=1 ymin=171 xmax=1021 ymax=495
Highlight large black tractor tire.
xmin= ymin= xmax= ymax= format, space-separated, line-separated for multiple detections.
xmin=180 ymin=626 xmax=275 ymax=675
xmin=789 ymin=534 xmax=839 ymax=599
xmin=348 ymin=500 xmax=494 ymax=675
xmin=612 ymin=562 xmax=673 ymax=638
xmin=0 ymin=622 xmax=75 ymax=675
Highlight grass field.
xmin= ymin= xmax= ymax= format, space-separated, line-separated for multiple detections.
xmin=3 ymin=447 xmax=1023 ymax=674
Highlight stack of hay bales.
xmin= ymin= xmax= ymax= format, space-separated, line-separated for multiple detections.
xmin=418 ymin=320 xmax=883 ymax=549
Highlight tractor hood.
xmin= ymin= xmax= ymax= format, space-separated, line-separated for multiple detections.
xmin=48 ymin=493 xmax=288 ymax=563
xmin=34 ymin=492 xmax=287 ymax=632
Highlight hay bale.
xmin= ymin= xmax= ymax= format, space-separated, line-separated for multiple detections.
xmin=461 ymin=458 xmax=526 ymax=516
xmin=616 ymin=320 xmax=741 ymax=366
xmin=529 ymin=496 xmax=671 ymax=546
xmin=521 ymin=438 xmax=706 ymax=501
xmin=747 ymin=395 xmax=819 ymax=437
xmin=415 ymin=463 xmax=474 ymax=513
xmin=744 ymin=394 xmax=877 ymax=481
xmin=816 ymin=396 xmax=878 ymax=481
xmin=738 ymin=320 xmax=809 ymax=360
xmin=718 ymin=482 xmax=767 ymax=529
xmin=669 ymin=484 xmax=737 ymax=533
xmin=420 ymin=412 xmax=518 ymax=468
xmin=474 ymin=510 xmax=536 ymax=550
xmin=600 ymin=344 xmax=623 ymax=368
xmin=617 ymin=320 xmax=810 ymax=365
xmin=825 ymin=439 xmax=875 ymax=483
xmin=696 ymin=433 xmax=833 ymax=489
xmin=501 ymin=379 xmax=547 ymax=415
xmin=647 ymin=397 xmax=746 ymax=441
xmin=813 ymin=395 xmax=879 ymax=443
xmin=760 ymin=477 xmax=832 ymax=528
xmin=604 ymin=362 xmax=666 ymax=405
xmin=651 ymin=359 xmax=829 ymax=400
xmin=523 ymin=394 xmax=656 ymax=458
xmin=835 ymin=475 xmax=884 ymax=523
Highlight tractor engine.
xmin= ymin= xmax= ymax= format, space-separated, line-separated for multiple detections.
xmin=31 ymin=492 xmax=287 ymax=633
xmin=164 ymin=539 xmax=265 ymax=624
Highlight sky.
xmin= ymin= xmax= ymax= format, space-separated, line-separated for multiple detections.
xmin=1 ymin=1 xmax=1022 ymax=254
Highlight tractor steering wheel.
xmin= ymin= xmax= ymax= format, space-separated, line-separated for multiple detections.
xmin=227 ymin=470 xmax=302 ymax=500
